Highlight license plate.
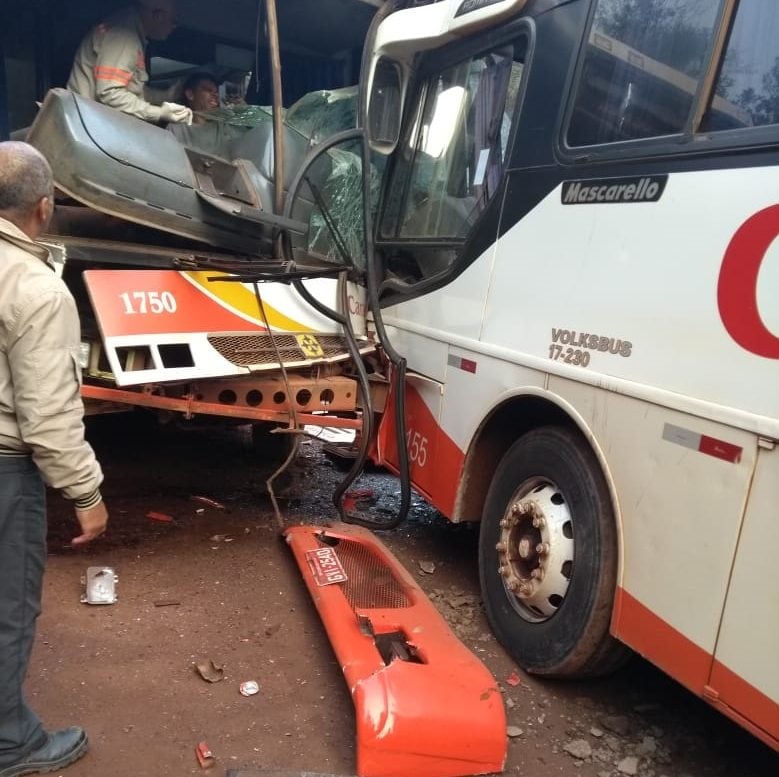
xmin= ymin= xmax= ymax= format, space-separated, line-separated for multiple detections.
xmin=305 ymin=547 xmax=348 ymax=586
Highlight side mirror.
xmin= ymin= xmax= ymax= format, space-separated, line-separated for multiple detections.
xmin=367 ymin=58 xmax=403 ymax=154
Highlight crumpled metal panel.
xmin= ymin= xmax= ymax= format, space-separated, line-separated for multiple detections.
xmin=27 ymin=89 xmax=304 ymax=256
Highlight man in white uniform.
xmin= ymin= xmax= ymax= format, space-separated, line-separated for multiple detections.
xmin=67 ymin=0 xmax=191 ymax=124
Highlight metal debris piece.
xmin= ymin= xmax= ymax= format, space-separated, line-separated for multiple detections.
xmin=80 ymin=566 xmax=118 ymax=605
xmin=191 ymin=495 xmax=226 ymax=510
xmin=507 ymin=726 xmax=524 ymax=738
xmin=153 ymin=599 xmax=181 ymax=607
xmin=239 ymin=680 xmax=260 ymax=696
xmin=194 ymin=660 xmax=225 ymax=683
xmin=418 ymin=560 xmax=436 ymax=574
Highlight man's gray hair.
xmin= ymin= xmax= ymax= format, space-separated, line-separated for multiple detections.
xmin=0 ymin=141 xmax=54 ymax=215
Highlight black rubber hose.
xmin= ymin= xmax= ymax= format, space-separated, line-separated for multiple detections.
xmin=355 ymin=0 xmax=411 ymax=530
xmin=292 ymin=275 xmax=387 ymax=527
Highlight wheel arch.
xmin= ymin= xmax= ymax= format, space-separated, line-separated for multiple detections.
xmin=452 ymin=387 xmax=623 ymax=581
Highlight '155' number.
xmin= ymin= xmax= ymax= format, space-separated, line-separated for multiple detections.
xmin=120 ymin=291 xmax=177 ymax=315
xmin=406 ymin=429 xmax=428 ymax=468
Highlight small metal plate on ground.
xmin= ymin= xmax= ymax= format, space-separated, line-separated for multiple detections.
xmin=80 ymin=566 xmax=118 ymax=605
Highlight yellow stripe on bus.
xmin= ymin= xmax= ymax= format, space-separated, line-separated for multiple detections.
xmin=184 ymin=271 xmax=310 ymax=332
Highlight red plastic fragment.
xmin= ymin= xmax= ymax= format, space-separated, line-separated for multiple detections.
xmin=146 ymin=511 xmax=174 ymax=523
xmin=342 ymin=489 xmax=375 ymax=515
xmin=195 ymin=741 xmax=215 ymax=769
xmin=506 ymin=670 xmax=521 ymax=687
xmin=285 ymin=522 xmax=507 ymax=777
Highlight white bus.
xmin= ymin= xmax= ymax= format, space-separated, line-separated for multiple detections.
xmin=358 ymin=0 xmax=779 ymax=750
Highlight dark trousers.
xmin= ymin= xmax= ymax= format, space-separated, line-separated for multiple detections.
xmin=0 ymin=457 xmax=46 ymax=767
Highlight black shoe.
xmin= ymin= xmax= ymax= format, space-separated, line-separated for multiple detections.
xmin=0 ymin=728 xmax=88 ymax=776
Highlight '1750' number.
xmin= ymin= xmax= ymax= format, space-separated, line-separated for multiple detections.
xmin=120 ymin=291 xmax=177 ymax=315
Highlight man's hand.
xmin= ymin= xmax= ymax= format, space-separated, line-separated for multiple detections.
xmin=72 ymin=502 xmax=108 ymax=546
xmin=160 ymin=101 xmax=193 ymax=124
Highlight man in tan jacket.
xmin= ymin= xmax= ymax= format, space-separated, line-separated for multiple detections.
xmin=67 ymin=0 xmax=192 ymax=125
xmin=0 ymin=142 xmax=108 ymax=777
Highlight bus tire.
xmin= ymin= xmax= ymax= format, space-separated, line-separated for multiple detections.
xmin=479 ymin=426 xmax=630 ymax=678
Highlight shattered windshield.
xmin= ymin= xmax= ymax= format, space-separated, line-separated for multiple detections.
xmin=182 ymin=86 xmax=367 ymax=270
xmin=284 ymin=88 xmax=370 ymax=271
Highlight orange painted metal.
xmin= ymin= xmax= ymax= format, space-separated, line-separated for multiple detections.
xmin=284 ymin=523 xmax=507 ymax=777
xmin=80 ymin=384 xmax=362 ymax=428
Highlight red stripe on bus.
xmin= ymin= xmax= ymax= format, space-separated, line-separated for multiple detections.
xmin=377 ymin=381 xmax=464 ymax=517
xmin=698 ymin=435 xmax=742 ymax=463
xmin=708 ymin=662 xmax=779 ymax=749
xmin=613 ymin=588 xmax=711 ymax=693
xmin=614 ymin=589 xmax=778 ymax=750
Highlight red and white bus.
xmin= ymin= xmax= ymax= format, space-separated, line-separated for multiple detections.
xmin=1 ymin=0 xmax=379 ymax=450
xmin=359 ymin=0 xmax=779 ymax=749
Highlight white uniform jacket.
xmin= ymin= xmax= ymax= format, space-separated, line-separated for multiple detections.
xmin=67 ymin=6 xmax=165 ymax=123
xmin=0 ymin=216 xmax=103 ymax=506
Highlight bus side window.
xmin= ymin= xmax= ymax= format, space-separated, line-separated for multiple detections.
xmin=567 ymin=0 xmax=720 ymax=147
xmin=701 ymin=4 xmax=779 ymax=132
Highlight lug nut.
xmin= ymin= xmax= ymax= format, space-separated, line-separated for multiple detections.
xmin=532 ymin=516 xmax=546 ymax=529
xmin=495 ymin=542 xmax=507 ymax=552
xmin=531 ymin=569 xmax=542 ymax=579
xmin=510 ymin=503 xmax=522 ymax=515
xmin=519 ymin=583 xmax=533 ymax=596
xmin=536 ymin=542 xmax=550 ymax=555
xmin=500 ymin=518 xmax=511 ymax=529
xmin=507 ymin=580 xmax=519 ymax=592
xmin=499 ymin=565 xmax=511 ymax=577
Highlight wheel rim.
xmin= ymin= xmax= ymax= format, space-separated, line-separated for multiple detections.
xmin=495 ymin=477 xmax=574 ymax=623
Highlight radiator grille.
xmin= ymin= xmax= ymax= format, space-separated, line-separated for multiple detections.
xmin=335 ymin=539 xmax=412 ymax=610
xmin=208 ymin=333 xmax=352 ymax=367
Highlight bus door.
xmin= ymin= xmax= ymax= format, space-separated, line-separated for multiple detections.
xmin=362 ymin=3 xmax=532 ymax=506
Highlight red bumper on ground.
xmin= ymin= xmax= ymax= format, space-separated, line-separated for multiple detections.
xmin=284 ymin=523 xmax=507 ymax=777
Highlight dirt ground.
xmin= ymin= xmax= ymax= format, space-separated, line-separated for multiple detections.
xmin=29 ymin=413 xmax=777 ymax=777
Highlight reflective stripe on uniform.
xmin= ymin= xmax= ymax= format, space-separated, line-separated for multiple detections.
xmin=94 ymin=66 xmax=133 ymax=85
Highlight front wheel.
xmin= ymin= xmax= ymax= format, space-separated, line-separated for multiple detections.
xmin=479 ymin=426 xmax=630 ymax=678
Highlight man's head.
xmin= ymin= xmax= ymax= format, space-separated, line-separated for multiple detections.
xmin=0 ymin=142 xmax=54 ymax=240
xmin=137 ymin=0 xmax=177 ymax=41
xmin=182 ymin=74 xmax=220 ymax=115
